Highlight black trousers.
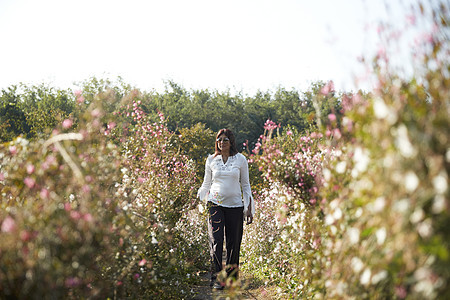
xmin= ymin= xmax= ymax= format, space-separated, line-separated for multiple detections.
xmin=207 ymin=202 xmax=244 ymax=281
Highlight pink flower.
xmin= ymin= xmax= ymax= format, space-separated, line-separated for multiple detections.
xmin=26 ymin=164 xmax=35 ymax=174
xmin=62 ymin=119 xmax=73 ymax=129
xmin=20 ymin=230 xmax=32 ymax=242
xmin=40 ymin=188 xmax=49 ymax=199
xmin=377 ymin=24 xmax=385 ymax=34
xmin=1 ymin=216 xmax=16 ymax=233
xmin=0 ymin=172 xmax=5 ymax=181
xmin=91 ymin=109 xmax=101 ymax=118
xmin=406 ymin=15 xmax=416 ymax=25
xmin=134 ymin=273 xmax=140 ymax=279
xmin=377 ymin=46 xmax=387 ymax=61
xmin=107 ymin=122 xmax=116 ymax=130
xmin=333 ymin=128 xmax=342 ymax=139
xmin=65 ymin=277 xmax=81 ymax=288
xmin=74 ymin=90 xmax=82 ymax=97
xmin=286 ymin=130 xmax=293 ymax=136
xmin=264 ymin=119 xmax=278 ymax=131
xmin=395 ymin=285 xmax=407 ymax=299
xmin=24 ymin=177 xmax=35 ymax=188
xmin=70 ymin=211 xmax=81 ymax=220
xmin=77 ymin=95 xmax=85 ymax=104
xmin=139 ymin=259 xmax=147 ymax=266
xmin=82 ymin=185 xmax=91 ymax=193
xmin=328 ymin=114 xmax=336 ymax=122
xmin=320 ymin=81 xmax=335 ymax=95
xmin=9 ymin=146 xmax=17 ymax=155
xmin=83 ymin=213 xmax=93 ymax=222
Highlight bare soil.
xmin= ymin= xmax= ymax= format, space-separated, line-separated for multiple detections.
xmin=189 ymin=271 xmax=277 ymax=300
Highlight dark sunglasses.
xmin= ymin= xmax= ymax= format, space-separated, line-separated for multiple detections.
xmin=216 ymin=137 xmax=230 ymax=143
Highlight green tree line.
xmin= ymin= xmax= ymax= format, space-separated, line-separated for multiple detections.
xmin=0 ymin=77 xmax=347 ymax=150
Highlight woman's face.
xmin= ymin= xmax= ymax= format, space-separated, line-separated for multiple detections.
xmin=217 ymin=134 xmax=230 ymax=154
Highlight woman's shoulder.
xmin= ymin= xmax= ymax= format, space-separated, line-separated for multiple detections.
xmin=233 ymin=152 xmax=248 ymax=161
xmin=206 ymin=154 xmax=217 ymax=162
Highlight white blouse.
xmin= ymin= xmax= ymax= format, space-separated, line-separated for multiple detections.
xmin=197 ymin=153 xmax=255 ymax=215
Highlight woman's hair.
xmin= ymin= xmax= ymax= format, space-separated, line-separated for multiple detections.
xmin=214 ymin=128 xmax=238 ymax=157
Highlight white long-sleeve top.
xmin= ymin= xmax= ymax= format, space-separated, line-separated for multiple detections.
xmin=197 ymin=153 xmax=255 ymax=215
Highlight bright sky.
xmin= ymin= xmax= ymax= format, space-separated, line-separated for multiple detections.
xmin=0 ymin=0 xmax=417 ymax=94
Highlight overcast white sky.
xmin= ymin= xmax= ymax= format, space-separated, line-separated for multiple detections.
xmin=0 ymin=0 xmax=421 ymax=94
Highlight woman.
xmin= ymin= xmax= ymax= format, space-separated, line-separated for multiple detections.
xmin=197 ymin=128 xmax=255 ymax=290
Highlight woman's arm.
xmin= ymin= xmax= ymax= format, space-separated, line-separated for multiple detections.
xmin=239 ymin=154 xmax=255 ymax=219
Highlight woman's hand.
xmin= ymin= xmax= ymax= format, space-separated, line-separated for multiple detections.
xmin=245 ymin=205 xmax=253 ymax=225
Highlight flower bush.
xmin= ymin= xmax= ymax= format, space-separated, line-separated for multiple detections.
xmin=242 ymin=2 xmax=449 ymax=299
xmin=316 ymin=39 xmax=449 ymax=300
xmin=0 ymin=104 xmax=125 ymax=298
xmin=0 ymin=90 xmax=209 ymax=299
xmin=241 ymin=121 xmax=329 ymax=298
xmin=107 ymin=93 xmax=210 ymax=298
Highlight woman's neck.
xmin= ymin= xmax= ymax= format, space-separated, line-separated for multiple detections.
xmin=221 ymin=152 xmax=229 ymax=163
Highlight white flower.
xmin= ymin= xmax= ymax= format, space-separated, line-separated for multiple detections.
xmin=394 ymin=124 xmax=416 ymax=158
xmin=375 ymin=228 xmax=387 ymax=245
xmin=414 ymin=267 xmax=432 ymax=281
xmin=373 ymin=97 xmax=396 ymax=124
xmin=336 ymin=161 xmax=347 ymax=174
xmin=417 ymin=219 xmax=432 ymax=238
xmin=360 ymin=268 xmax=371 ymax=286
xmin=373 ymin=197 xmax=386 ymax=212
xmin=373 ymin=97 xmax=389 ymax=118
xmin=16 ymin=136 xmax=29 ymax=146
xmin=394 ymin=198 xmax=410 ymax=213
xmin=347 ymin=227 xmax=360 ymax=244
xmin=433 ymin=173 xmax=448 ymax=195
xmin=351 ymin=257 xmax=364 ymax=273
xmin=323 ymin=168 xmax=331 ymax=182
xmin=333 ymin=207 xmax=343 ymax=220
xmin=198 ymin=203 xmax=204 ymax=213
xmin=432 ymin=195 xmax=446 ymax=214
xmin=330 ymin=225 xmax=337 ymax=235
xmin=329 ymin=200 xmax=339 ymax=210
xmin=410 ymin=208 xmax=424 ymax=224
xmin=371 ymin=270 xmax=388 ymax=284
xmin=353 ymin=147 xmax=370 ymax=173
xmin=404 ymin=171 xmax=419 ymax=192
xmin=332 ymin=149 xmax=342 ymax=157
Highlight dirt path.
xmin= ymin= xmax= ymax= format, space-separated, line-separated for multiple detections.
xmin=189 ymin=271 xmax=275 ymax=300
